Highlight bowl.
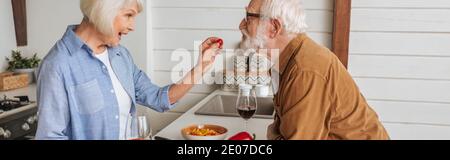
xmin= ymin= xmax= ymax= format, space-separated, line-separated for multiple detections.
xmin=181 ymin=124 xmax=228 ymax=140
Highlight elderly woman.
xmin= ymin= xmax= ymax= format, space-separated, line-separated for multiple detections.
xmin=35 ymin=0 xmax=222 ymax=140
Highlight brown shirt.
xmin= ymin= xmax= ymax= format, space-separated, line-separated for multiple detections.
xmin=267 ymin=34 xmax=389 ymax=140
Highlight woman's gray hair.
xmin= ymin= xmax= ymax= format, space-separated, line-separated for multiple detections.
xmin=80 ymin=0 xmax=143 ymax=36
xmin=260 ymin=0 xmax=308 ymax=34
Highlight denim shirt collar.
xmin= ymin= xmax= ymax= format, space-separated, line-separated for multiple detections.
xmin=61 ymin=25 xmax=85 ymax=55
xmin=61 ymin=25 xmax=122 ymax=58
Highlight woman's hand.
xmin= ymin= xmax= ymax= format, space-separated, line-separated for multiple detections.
xmin=168 ymin=37 xmax=223 ymax=104
xmin=196 ymin=37 xmax=223 ymax=73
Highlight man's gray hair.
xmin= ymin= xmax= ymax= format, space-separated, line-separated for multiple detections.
xmin=261 ymin=0 xmax=308 ymax=34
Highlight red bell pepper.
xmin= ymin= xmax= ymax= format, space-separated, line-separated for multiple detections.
xmin=228 ymin=132 xmax=256 ymax=140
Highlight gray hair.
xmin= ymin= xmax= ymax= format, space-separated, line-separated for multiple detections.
xmin=260 ymin=0 xmax=308 ymax=34
xmin=80 ymin=0 xmax=144 ymax=36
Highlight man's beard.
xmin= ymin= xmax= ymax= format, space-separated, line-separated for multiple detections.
xmin=239 ymin=23 xmax=278 ymax=68
xmin=240 ymin=24 xmax=267 ymax=51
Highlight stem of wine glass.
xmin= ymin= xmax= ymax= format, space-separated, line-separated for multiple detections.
xmin=245 ymin=119 xmax=249 ymax=132
xmin=148 ymin=124 xmax=153 ymax=140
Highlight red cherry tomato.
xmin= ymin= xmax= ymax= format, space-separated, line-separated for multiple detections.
xmin=216 ymin=39 xmax=224 ymax=48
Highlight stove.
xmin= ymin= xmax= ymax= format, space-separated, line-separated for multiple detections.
xmin=0 ymin=95 xmax=38 ymax=140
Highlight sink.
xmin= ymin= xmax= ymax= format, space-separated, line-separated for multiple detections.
xmin=194 ymin=95 xmax=275 ymax=119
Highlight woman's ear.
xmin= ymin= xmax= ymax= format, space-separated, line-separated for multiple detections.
xmin=269 ymin=19 xmax=283 ymax=38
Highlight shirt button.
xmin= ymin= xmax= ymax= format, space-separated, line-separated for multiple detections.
xmin=110 ymin=90 xmax=115 ymax=93
xmin=102 ymin=66 xmax=106 ymax=69
xmin=115 ymin=115 xmax=119 ymax=119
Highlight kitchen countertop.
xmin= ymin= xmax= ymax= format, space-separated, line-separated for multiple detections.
xmin=0 ymin=84 xmax=37 ymax=101
xmin=0 ymin=84 xmax=38 ymax=119
xmin=156 ymin=89 xmax=275 ymax=140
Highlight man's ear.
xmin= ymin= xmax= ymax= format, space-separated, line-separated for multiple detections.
xmin=269 ymin=19 xmax=283 ymax=38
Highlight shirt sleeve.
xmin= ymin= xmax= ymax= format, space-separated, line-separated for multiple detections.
xmin=35 ymin=62 xmax=70 ymax=140
xmin=128 ymin=54 xmax=176 ymax=113
xmin=278 ymin=69 xmax=332 ymax=140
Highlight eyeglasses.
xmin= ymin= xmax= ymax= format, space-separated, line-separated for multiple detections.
xmin=247 ymin=12 xmax=263 ymax=19
xmin=244 ymin=12 xmax=263 ymax=24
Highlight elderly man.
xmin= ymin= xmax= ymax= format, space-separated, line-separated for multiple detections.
xmin=239 ymin=0 xmax=389 ymax=140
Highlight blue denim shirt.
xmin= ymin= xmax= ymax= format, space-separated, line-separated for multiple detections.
xmin=35 ymin=25 xmax=175 ymax=140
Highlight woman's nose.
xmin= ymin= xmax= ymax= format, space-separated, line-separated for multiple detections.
xmin=128 ymin=24 xmax=135 ymax=32
xmin=128 ymin=21 xmax=136 ymax=31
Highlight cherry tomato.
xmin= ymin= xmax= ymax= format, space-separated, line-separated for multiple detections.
xmin=216 ymin=39 xmax=224 ymax=48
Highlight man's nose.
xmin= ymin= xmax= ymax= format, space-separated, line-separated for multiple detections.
xmin=239 ymin=18 xmax=247 ymax=30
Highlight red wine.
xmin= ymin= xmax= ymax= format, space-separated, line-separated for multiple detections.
xmin=237 ymin=106 xmax=256 ymax=120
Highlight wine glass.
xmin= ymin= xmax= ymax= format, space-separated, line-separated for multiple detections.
xmin=236 ymin=84 xmax=257 ymax=131
xmin=125 ymin=115 xmax=153 ymax=140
